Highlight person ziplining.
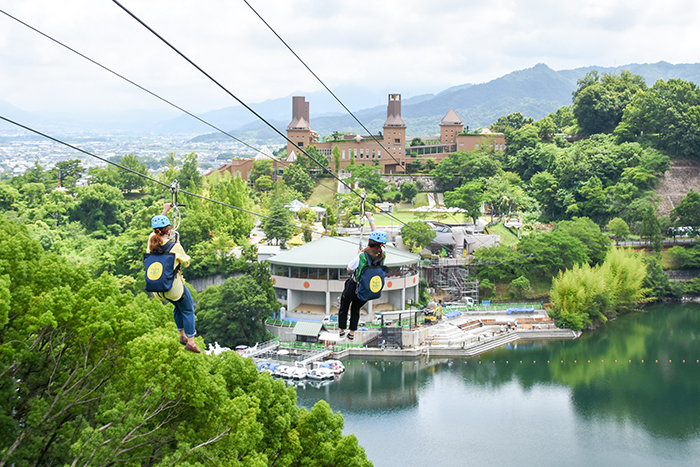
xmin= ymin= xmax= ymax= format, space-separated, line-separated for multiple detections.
xmin=338 ymin=210 xmax=388 ymax=341
xmin=144 ymin=201 xmax=200 ymax=354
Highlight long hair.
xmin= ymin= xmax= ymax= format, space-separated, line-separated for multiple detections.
xmin=363 ymin=238 xmax=385 ymax=262
xmin=149 ymin=225 xmax=171 ymax=252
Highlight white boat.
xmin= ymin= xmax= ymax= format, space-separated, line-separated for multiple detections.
xmin=307 ymin=367 xmax=334 ymax=380
xmin=292 ymin=367 xmax=308 ymax=380
xmin=325 ymin=359 xmax=345 ymax=374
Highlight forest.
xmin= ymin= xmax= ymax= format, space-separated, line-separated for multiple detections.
xmin=2 ymin=71 xmax=700 ymax=464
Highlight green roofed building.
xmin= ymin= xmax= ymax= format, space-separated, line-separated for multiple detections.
xmin=268 ymin=236 xmax=420 ymax=315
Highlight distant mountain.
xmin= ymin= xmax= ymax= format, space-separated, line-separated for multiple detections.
xmin=215 ymin=61 xmax=700 ymax=142
xmin=5 ymin=62 xmax=700 ymax=140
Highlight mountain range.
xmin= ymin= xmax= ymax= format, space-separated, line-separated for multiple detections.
xmin=3 ymin=61 xmax=700 ymax=143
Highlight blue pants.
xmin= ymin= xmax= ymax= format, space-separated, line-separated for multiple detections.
xmin=172 ymin=286 xmax=196 ymax=338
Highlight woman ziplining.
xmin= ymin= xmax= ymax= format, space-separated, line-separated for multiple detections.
xmin=338 ymin=211 xmax=388 ymax=341
xmin=144 ymin=202 xmax=201 ymax=353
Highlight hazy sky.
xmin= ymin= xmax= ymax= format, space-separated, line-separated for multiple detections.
xmin=2 ymin=0 xmax=700 ymax=115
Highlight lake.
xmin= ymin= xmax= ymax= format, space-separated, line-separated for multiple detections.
xmin=294 ymin=303 xmax=700 ymax=466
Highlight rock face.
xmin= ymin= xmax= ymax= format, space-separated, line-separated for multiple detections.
xmin=656 ymin=159 xmax=700 ymax=217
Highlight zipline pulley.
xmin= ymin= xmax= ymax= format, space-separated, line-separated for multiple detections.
xmin=170 ymin=179 xmax=186 ymax=242
xmin=358 ymin=192 xmax=367 ymax=250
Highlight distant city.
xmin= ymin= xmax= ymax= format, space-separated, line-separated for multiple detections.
xmin=0 ymin=131 xmax=284 ymax=179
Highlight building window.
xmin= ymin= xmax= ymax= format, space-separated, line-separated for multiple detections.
xmin=395 ymin=138 xmax=400 ymax=144
xmin=342 ymin=149 xmax=346 ymax=159
xmin=372 ymin=149 xmax=376 ymax=158
xmin=297 ymin=142 xmax=304 ymax=148
xmin=378 ymin=149 xmax=381 ymax=158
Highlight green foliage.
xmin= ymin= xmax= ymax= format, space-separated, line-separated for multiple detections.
xmin=550 ymin=248 xmax=649 ymax=329
xmin=262 ymin=184 xmax=296 ymax=245
xmin=431 ymin=150 xmax=500 ymax=191
xmin=490 ymin=112 xmax=534 ymax=133
xmin=606 ymin=217 xmax=630 ymax=243
xmin=283 ymin=164 xmax=316 ymax=198
xmin=196 ymin=271 xmax=277 ymax=347
xmin=618 ymin=78 xmax=700 ymax=159
xmin=573 ymin=70 xmax=646 ymax=135
xmin=401 ymin=221 xmax=435 ymax=253
xmin=204 ymin=172 xmax=255 ymax=243
xmin=72 ymin=183 xmax=125 ymax=234
xmin=670 ymin=190 xmax=700 ymax=235
xmin=346 ymin=164 xmax=388 ymax=198
xmin=0 ymin=217 xmax=371 ymax=466
xmin=667 ymin=243 xmax=700 ymax=269
xmin=553 ymin=217 xmax=610 ymax=265
xmin=444 ymin=180 xmax=483 ymax=222
xmin=643 ymin=256 xmax=685 ymax=300
xmin=400 ymin=182 xmax=418 ymax=203
xmin=509 ymin=275 xmax=531 ymax=298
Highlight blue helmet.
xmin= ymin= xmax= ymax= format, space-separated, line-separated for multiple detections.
xmin=369 ymin=230 xmax=387 ymax=244
xmin=151 ymin=215 xmax=171 ymax=229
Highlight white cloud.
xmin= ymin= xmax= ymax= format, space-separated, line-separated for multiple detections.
xmin=1 ymin=0 xmax=700 ymax=115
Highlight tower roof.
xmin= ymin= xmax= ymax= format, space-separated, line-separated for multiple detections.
xmin=441 ymin=108 xmax=462 ymax=125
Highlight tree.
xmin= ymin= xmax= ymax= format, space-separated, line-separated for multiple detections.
xmin=263 ymin=187 xmax=296 ymax=245
xmin=550 ymin=248 xmax=649 ymax=330
xmin=283 ymin=164 xmax=315 ymax=198
xmin=490 ymin=112 xmax=534 ymax=133
xmin=618 ymin=78 xmax=700 ymax=159
xmin=400 ymin=182 xmax=418 ymax=204
xmin=431 ymin=151 xmax=500 ymax=191
xmin=115 ymin=153 xmax=149 ymax=192
xmin=205 ymin=172 xmax=255 ymax=242
xmin=606 ymin=217 xmax=630 ymax=244
xmin=671 ymin=190 xmax=700 ymax=235
xmin=553 ymin=217 xmax=610 ymax=265
xmin=444 ymin=180 xmax=483 ymax=223
xmin=0 ymin=218 xmax=372 ymax=466
xmin=72 ymin=183 xmax=125 ymax=233
xmin=347 ymin=164 xmax=387 ymax=198
xmin=410 ymin=137 xmax=425 ymax=147
xmin=250 ymin=159 xmax=273 ymax=186
xmin=573 ymin=70 xmax=646 ymax=135
xmin=509 ymin=275 xmax=530 ymax=298
xmin=53 ymin=158 xmax=85 ymax=189
xmin=197 ymin=273 xmax=277 ymax=347
xmin=535 ymin=116 xmax=557 ymax=142
xmin=332 ymin=146 xmax=341 ymax=174
xmin=401 ymin=221 xmax=435 ymax=253
xmin=640 ymin=204 xmax=662 ymax=251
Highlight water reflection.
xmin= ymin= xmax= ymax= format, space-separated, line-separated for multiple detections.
xmin=296 ymin=304 xmax=700 ymax=440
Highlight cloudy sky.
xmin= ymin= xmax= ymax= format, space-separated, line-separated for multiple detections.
xmin=1 ymin=0 xmax=700 ymax=116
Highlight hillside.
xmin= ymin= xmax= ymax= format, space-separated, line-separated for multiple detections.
xmin=210 ymin=61 xmax=700 ymax=143
xmin=656 ymin=159 xmax=700 ymax=217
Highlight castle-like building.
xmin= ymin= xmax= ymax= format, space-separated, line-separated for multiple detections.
xmin=209 ymin=94 xmax=505 ymax=180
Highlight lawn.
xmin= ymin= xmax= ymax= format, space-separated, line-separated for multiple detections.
xmin=485 ymin=221 xmax=520 ymax=246
xmin=306 ymin=179 xmax=337 ymax=206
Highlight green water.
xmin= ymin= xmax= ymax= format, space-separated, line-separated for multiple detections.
xmin=294 ymin=303 xmax=700 ymax=466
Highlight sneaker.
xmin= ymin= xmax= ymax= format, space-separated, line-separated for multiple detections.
xmin=185 ymin=343 xmax=201 ymax=354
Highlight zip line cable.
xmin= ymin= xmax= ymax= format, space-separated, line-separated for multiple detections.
xmin=0 ymin=8 xmax=353 ymax=202
xmin=111 ymin=0 xmax=435 ymax=244
xmin=0 ymin=115 xmax=424 ymax=262
xmin=110 ymin=0 xmax=361 ymax=199
xmin=241 ymin=0 xmax=408 ymax=174
xmin=0 ymin=8 xmax=288 ymax=169
xmin=1 ymin=3 xmax=434 ymax=245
